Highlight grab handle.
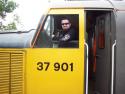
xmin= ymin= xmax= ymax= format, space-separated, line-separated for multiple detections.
xmin=111 ymin=40 xmax=116 ymax=94
xmin=84 ymin=41 xmax=89 ymax=94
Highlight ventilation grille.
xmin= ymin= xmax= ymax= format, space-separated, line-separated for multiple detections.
xmin=0 ymin=51 xmax=24 ymax=94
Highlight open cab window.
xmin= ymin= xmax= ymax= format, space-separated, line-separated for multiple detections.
xmin=34 ymin=14 xmax=79 ymax=48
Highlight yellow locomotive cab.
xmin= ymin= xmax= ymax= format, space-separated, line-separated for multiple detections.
xmin=0 ymin=8 xmax=85 ymax=94
xmin=26 ymin=9 xmax=85 ymax=94
xmin=2 ymin=0 xmax=125 ymax=94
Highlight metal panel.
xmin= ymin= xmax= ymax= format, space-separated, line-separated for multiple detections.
xmin=11 ymin=53 xmax=24 ymax=94
xmin=95 ymin=13 xmax=112 ymax=94
xmin=110 ymin=0 xmax=125 ymax=10
xmin=0 ymin=30 xmax=36 ymax=48
xmin=115 ymin=10 xmax=125 ymax=94
xmin=50 ymin=1 xmax=113 ymax=9
xmin=0 ymin=53 xmax=10 ymax=94
xmin=0 ymin=51 xmax=25 ymax=94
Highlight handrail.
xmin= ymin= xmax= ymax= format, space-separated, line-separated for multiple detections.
xmin=111 ymin=40 xmax=116 ymax=94
xmin=84 ymin=41 xmax=89 ymax=94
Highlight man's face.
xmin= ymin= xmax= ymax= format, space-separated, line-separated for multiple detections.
xmin=61 ymin=19 xmax=71 ymax=31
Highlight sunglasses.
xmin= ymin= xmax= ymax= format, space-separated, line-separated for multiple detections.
xmin=61 ymin=23 xmax=70 ymax=25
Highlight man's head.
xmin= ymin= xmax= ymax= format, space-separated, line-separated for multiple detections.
xmin=61 ymin=18 xmax=71 ymax=31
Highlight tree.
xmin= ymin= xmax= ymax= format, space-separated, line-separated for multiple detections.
xmin=0 ymin=0 xmax=17 ymax=18
xmin=0 ymin=0 xmax=18 ymax=30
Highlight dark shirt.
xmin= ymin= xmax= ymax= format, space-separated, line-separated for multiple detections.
xmin=58 ymin=28 xmax=78 ymax=47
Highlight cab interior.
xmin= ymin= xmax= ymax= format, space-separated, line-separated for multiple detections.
xmin=85 ymin=10 xmax=115 ymax=94
xmin=34 ymin=14 xmax=79 ymax=48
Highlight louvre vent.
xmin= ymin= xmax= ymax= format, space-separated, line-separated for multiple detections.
xmin=0 ymin=52 xmax=10 ymax=94
xmin=0 ymin=51 xmax=25 ymax=94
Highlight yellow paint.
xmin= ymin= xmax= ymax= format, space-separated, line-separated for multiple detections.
xmin=26 ymin=48 xmax=84 ymax=94
xmin=0 ymin=49 xmax=25 ymax=94
xmin=26 ymin=8 xmax=85 ymax=94
xmin=0 ymin=8 xmax=85 ymax=94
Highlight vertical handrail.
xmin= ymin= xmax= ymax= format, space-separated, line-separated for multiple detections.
xmin=111 ymin=40 xmax=116 ymax=94
xmin=84 ymin=41 xmax=89 ymax=94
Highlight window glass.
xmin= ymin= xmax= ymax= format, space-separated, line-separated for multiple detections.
xmin=34 ymin=14 xmax=79 ymax=48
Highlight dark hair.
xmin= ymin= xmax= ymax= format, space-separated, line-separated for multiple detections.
xmin=61 ymin=16 xmax=71 ymax=23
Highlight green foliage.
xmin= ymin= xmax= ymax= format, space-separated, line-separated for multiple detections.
xmin=0 ymin=22 xmax=17 ymax=30
xmin=7 ymin=22 xmax=17 ymax=30
xmin=0 ymin=0 xmax=17 ymax=18
xmin=0 ymin=1 xmax=4 ymax=15
xmin=0 ymin=0 xmax=18 ymax=31
xmin=5 ymin=1 xmax=17 ymax=13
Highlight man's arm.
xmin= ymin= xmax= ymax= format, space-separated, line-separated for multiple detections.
xmin=59 ymin=28 xmax=76 ymax=42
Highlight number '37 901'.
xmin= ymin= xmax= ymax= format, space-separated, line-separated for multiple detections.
xmin=37 ymin=62 xmax=74 ymax=71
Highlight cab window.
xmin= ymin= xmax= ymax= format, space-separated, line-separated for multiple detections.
xmin=34 ymin=14 xmax=79 ymax=48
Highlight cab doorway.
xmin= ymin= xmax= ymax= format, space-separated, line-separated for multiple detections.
xmin=85 ymin=10 xmax=115 ymax=94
